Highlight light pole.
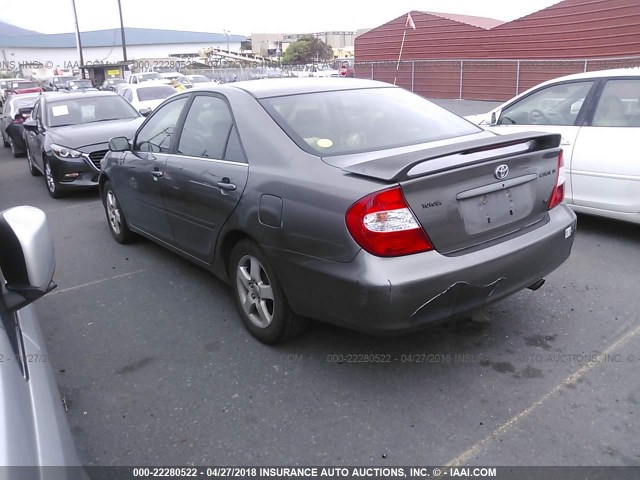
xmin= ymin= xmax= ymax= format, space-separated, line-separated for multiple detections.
xmin=70 ymin=0 xmax=85 ymax=78
xmin=117 ymin=0 xmax=128 ymax=62
xmin=223 ymin=29 xmax=230 ymax=53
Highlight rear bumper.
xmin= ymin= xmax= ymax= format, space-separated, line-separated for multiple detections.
xmin=266 ymin=204 xmax=577 ymax=334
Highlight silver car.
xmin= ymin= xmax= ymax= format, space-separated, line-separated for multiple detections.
xmin=100 ymin=78 xmax=577 ymax=344
xmin=0 ymin=206 xmax=86 ymax=474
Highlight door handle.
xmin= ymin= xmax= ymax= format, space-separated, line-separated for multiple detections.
xmin=151 ymin=170 xmax=163 ymax=178
xmin=217 ymin=177 xmax=236 ymax=191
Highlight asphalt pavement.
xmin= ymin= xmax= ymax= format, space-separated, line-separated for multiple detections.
xmin=1 ymin=99 xmax=639 ymax=468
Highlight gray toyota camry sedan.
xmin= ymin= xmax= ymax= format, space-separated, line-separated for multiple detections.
xmin=100 ymin=78 xmax=577 ymax=344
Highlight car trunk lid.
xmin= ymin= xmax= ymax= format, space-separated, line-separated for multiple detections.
xmin=332 ymin=131 xmax=562 ymax=254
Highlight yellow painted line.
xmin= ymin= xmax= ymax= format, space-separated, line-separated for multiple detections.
xmin=445 ymin=321 xmax=640 ymax=467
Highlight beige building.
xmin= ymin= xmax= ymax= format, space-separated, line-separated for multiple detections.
xmin=251 ymin=31 xmax=356 ymax=59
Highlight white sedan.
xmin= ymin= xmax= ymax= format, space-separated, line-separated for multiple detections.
xmin=466 ymin=68 xmax=640 ymax=224
xmin=118 ymin=83 xmax=177 ymax=115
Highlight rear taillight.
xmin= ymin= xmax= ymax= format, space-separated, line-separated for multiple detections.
xmin=346 ymin=186 xmax=433 ymax=257
xmin=548 ymin=150 xmax=565 ymax=210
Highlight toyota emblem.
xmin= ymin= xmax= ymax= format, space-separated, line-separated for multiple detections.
xmin=495 ymin=164 xmax=509 ymax=179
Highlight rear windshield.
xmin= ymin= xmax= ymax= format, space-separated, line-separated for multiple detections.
xmin=12 ymin=96 xmax=39 ymax=110
xmin=260 ymin=87 xmax=481 ymax=156
xmin=139 ymin=73 xmax=163 ymax=81
xmin=137 ymin=85 xmax=176 ymax=101
xmin=189 ymin=76 xmax=209 ymax=83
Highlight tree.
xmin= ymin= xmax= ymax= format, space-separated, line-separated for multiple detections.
xmin=283 ymin=36 xmax=333 ymax=64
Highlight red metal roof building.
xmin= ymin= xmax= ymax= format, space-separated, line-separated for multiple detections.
xmin=355 ymin=0 xmax=640 ymax=100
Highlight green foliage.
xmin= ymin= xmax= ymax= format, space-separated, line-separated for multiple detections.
xmin=282 ymin=36 xmax=333 ymax=64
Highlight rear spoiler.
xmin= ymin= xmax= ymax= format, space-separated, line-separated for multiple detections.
xmin=339 ymin=131 xmax=561 ymax=182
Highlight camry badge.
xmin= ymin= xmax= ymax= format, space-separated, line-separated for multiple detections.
xmin=495 ymin=164 xmax=509 ymax=180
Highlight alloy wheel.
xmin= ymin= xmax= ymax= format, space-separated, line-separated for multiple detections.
xmin=45 ymin=161 xmax=56 ymax=193
xmin=236 ymin=255 xmax=275 ymax=328
xmin=106 ymin=190 xmax=122 ymax=235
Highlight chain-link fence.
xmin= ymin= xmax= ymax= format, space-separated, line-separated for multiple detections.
xmin=356 ymin=55 xmax=640 ymax=101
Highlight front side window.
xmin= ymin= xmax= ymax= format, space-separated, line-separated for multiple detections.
xmin=122 ymin=89 xmax=133 ymax=102
xmin=177 ymin=95 xmax=243 ymax=161
xmin=499 ymin=81 xmax=594 ymax=126
xmin=260 ymin=87 xmax=480 ymax=156
xmin=135 ymin=97 xmax=188 ymax=153
xmin=592 ymin=79 xmax=640 ymax=127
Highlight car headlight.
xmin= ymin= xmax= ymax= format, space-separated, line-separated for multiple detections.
xmin=51 ymin=144 xmax=84 ymax=159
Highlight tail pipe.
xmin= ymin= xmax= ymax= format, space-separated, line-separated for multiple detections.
xmin=527 ymin=279 xmax=546 ymax=291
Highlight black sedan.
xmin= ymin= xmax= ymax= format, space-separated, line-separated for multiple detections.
xmin=23 ymin=91 xmax=144 ymax=198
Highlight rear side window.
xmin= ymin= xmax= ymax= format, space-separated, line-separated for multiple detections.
xmin=260 ymin=87 xmax=480 ymax=156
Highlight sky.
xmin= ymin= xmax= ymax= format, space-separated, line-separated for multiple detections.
xmin=0 ymin=0 xmax=563 ymax=36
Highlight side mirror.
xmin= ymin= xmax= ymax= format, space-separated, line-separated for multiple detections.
xmin=23 ymin=119 xmax=38 ymax=132
xmin=0 ymin=206 xmax=56 ymax=314
xmin=109 ymin=136 xmax=131 ymax=152
xmin=490 ymin=109 xmax=501 ymax=126
xmin=139 ymin=108 xmax=152 ymax=117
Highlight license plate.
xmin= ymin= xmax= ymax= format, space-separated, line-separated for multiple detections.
xmin=459 ymin=186 xmax=534 ymax=235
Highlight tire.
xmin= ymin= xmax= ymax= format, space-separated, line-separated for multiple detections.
xmin=26 ymin=146 xmax=40 ymax=176
xmin=44 ymin=158 xmax=63 ymax=198
xmin=9 ymin=138 xmax=22 ymax=158
xmin=102 ymin=180 xmax=135 ymax=243
xmin=229 ymin=239 xmax=308 ymax=344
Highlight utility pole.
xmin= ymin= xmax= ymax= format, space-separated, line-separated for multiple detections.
xmin=117 ymin=0 xmax=128 ymax=62
xmin=70 ymin=0 xmax=85 ymax=78
xmin=223 ymin=29 xmax=230 ymax=53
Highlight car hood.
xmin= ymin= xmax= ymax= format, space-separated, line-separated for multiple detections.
xmin=464 ymin=113 xmax=490 ymax=125
xmin=48 ymin=117 xmax=144 ymax=150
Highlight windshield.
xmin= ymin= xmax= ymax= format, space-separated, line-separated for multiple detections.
xmin=12 ymin=81 xmax=39 ymax=89
xmin=137 ymin=85 xmax=176 ymax=101
xmin=53 ymin=76 xmax=75 ymax=84
xmin=260 ymin=87 xmax=481 ymax=156
xmin=47 ymin=95 xmax=139 ymax=127
xmin=66 ymin=80 xmax=93 ymax=89
xmin=140 ymin=73 xmax=163 ymax=81
xmin=188 ymin=76 xmax=209 ymax=83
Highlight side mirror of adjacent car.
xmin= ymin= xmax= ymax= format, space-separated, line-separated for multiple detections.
xmin=109 ymin=136 xmax=131 ymax=152
xmin=139 ymin=108 xmax=152 ymax=117
xmin=0 ymin=206 xmax=56 ymax=314
xmin=23 ymin=119 xmax=38 ymax=132
xmin=489 ymin=109 xmax=502 ymax=126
